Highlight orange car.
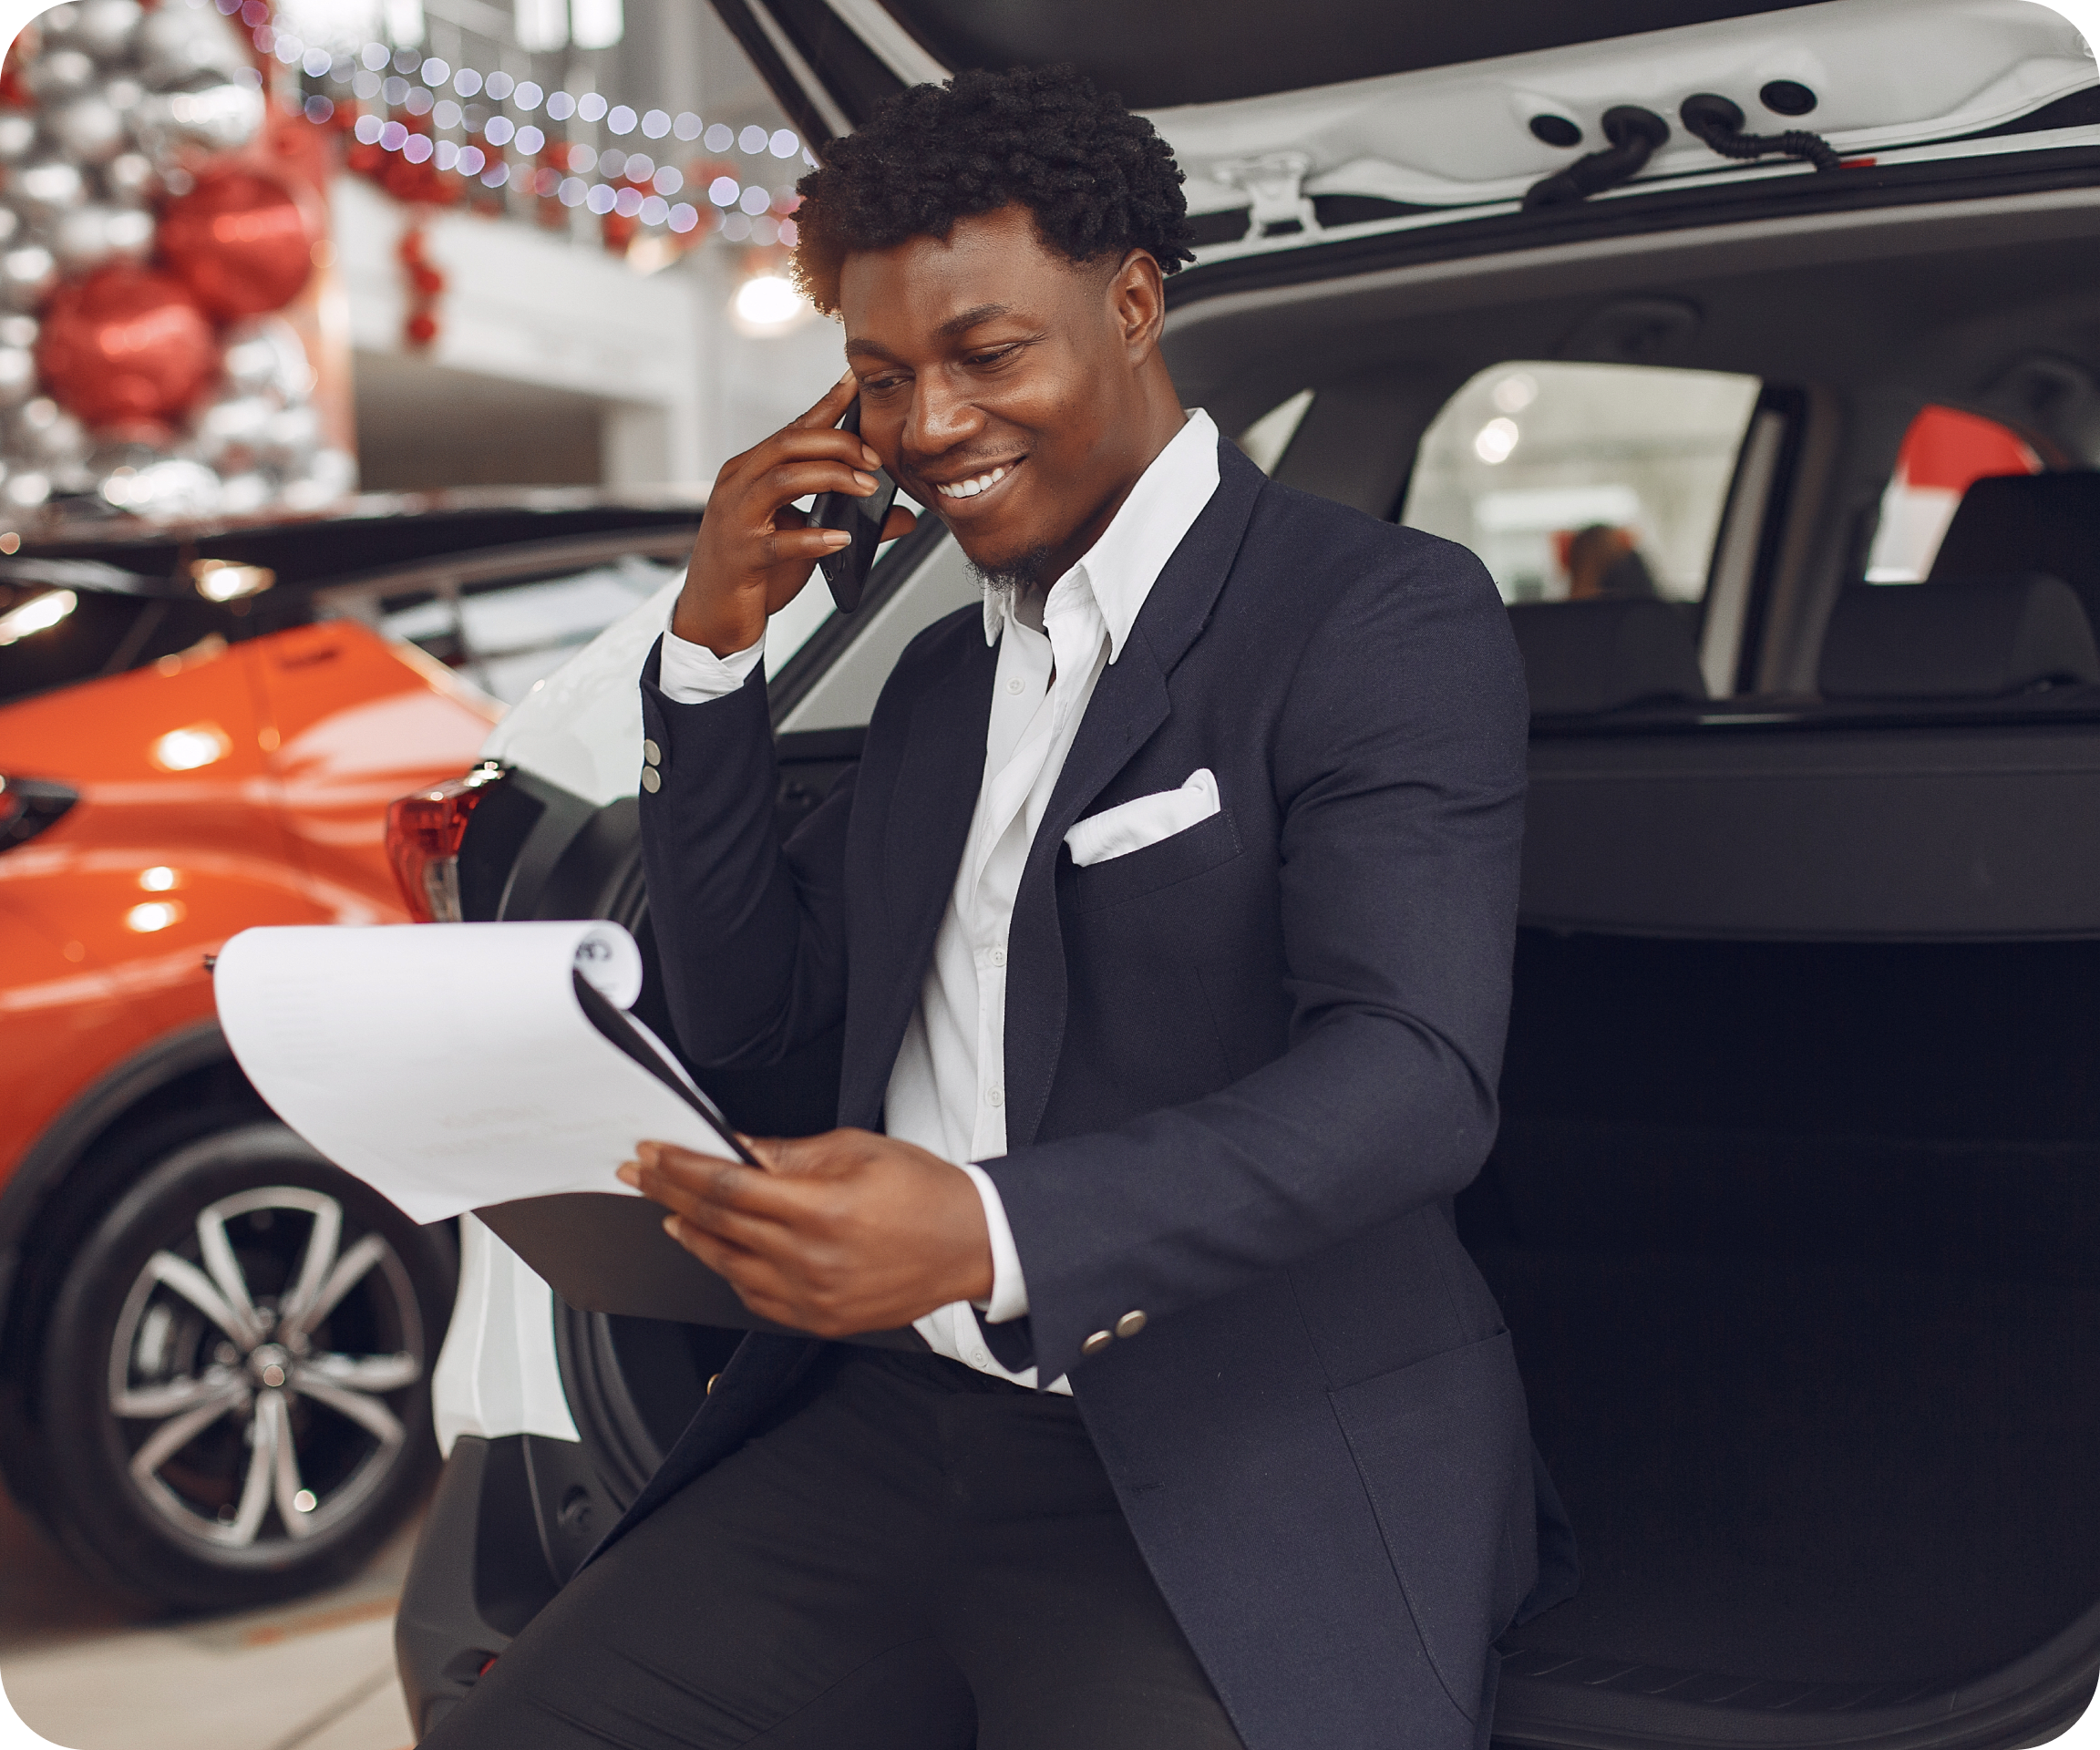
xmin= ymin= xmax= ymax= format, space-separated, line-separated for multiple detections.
xmin=0 ymin=498 xmax=698 ymax=1609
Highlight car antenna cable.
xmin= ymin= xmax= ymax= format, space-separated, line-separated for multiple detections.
xmin=1523 ymin=106 xmax=1672 ymax=209
xmin=1678 ymin=93 xmax=1842 ymax=172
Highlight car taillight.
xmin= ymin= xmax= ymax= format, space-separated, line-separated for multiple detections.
xmin=1 ymin=775 xmax=78 ymax=852
xmin=386 ymin=760 xmax=506 ymax=922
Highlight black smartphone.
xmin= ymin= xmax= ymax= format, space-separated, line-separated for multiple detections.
xmin=808 ymin=397 xmax=898 ymax=613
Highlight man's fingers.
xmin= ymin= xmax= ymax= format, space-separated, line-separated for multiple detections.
xmin=758 ymin=458 xmax=881 ymax=508
xmin=635 ymin=1140 xmax=810 ymax=1220
xmin=789 ymin=370 xmax=859 ymax=430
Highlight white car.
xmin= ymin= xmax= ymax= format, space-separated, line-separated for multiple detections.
xmin=390 ymin=3 xmax=2100 ymax=1744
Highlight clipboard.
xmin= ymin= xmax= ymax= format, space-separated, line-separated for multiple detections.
xmin=476 ymin=973 xmax=927 ymax=1352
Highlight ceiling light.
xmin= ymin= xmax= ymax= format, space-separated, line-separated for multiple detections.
xmin=732 ymin=274 xmax=807 ymax=335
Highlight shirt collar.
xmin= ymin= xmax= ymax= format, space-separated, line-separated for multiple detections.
xmin=981 ymin=408 xmax=1221 ymax=659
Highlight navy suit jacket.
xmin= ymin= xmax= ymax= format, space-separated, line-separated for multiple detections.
xmin=608 ymin=440 xmax=1577 ymax=1750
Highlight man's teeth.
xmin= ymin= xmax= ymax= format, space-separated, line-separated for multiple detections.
xmin=936 ymin=465 xmax=1008 ymax=500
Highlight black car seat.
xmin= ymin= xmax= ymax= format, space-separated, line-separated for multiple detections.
xmin=1818 ymin=572 xmax=2100 ymax=699
xmin=1928 ymin=470 xmax=2100 ymax=628
xmin=1507 ymin=598 xmax=1708 ymax=715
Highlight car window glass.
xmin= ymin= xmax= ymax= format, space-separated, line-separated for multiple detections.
xmin=369 ymin=551 xmax=833 ymax=711
xmin=1402 ymin=361 xmax=1763 ymax=603
xmin=1238 ymin=390 xmax=1315 ymax=475
xmin=1865 ymin=405 xmax=2042 ymax=583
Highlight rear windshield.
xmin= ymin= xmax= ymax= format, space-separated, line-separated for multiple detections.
xmin=1402 ymin=360 xmax=1764 ymax=606
xmin=0 ymin=584 xmax=232 ymax=710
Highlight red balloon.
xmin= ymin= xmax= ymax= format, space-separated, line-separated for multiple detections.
xmin=158 ymin=170 xmax=316 ymax=320
xmin=36 ymin=266 xmax=219 ymax=427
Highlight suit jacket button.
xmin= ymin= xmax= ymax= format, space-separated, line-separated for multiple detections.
xmin=1080 ymin=1329 xmax=1114 ymax=1357
xmin=640 ymin=766 xmax=662 ymax=793
xmin=1115 ymin=1311 xmax=1147 ymax=1339
xmin=706 ymin=1374 xmax=720 ymax=1395
xmin=643 ymin=738 xmax=663 ymax=767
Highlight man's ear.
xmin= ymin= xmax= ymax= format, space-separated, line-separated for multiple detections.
xmin=1107 ymin=249 xmax=1166 ymax=359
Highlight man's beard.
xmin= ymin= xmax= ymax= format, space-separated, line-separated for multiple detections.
xmin=967 ymin=543 xmax=1054 ymax=602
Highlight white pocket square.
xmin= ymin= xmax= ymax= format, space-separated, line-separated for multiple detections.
xmin=1065 ymin=768 xmax=1220 ymax=868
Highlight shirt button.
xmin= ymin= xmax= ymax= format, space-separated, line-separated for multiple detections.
xmin=985 ymin=1086 xmax=1004 ymax=1107
xmin=1007 ymin=677 xmax=1025 ymax=695
xmin=989 ymin=947 xmax=1006 ymax=967
xmin=971 ymin=1349 xmax=989 ymax=1367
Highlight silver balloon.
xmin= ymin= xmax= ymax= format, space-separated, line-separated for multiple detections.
xmin=101 ymin=149 xmax=154 ymax=201
xmin=132 ymin=80 xmax=263 ymax=152
xmin=51 ymin=201 xmax=151 ymax=271
xmin=0 ymin=114 xmax=38 ymax=166
xmin=217 ymin=469 xmax=271 ymax=514
xmin=47 ymin=93 xmax=127 ymax=163
xmin=191 ymin=390 xmax=273 ymax=466
xmin=0 ymin=315 xmax=37 ymax=350
xmin=222 ymin=317 xmax=314 ymax=403
xmin=26 ymin=49 xmax=98 ymax=102
xmin=36 ymin=5 xmax=83 ymax=45
xmin=99 ymin=457 xmax=216 ymax=517
xmin=279 ymin=447 xmax=356 ymax=510
xmin=12 ymin=160 xmax=85 ymax=215
xmin=4 ymin=470 xmax=50 ymax=510
xmin=0 ymin=348 xmax=36 ymax=407
xmin=0 ymin=246 xmax=57 ymax=312
xmin=261 ymin=402 xmax=319 ymax=461
xmin=20 ymin=399 xmax=88 ymax=465
xmin=135 ymin=8 xmax=249 ymax=88
xmin=73 ymin=0 xmax=143 ymax=62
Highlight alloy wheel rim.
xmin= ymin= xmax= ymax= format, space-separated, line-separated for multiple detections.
xmin=106 ymin=1183 xmax=425 ymax=1554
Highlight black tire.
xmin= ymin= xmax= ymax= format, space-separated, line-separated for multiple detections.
xmin=34 ymin=1110 xmax=455 ymax=1611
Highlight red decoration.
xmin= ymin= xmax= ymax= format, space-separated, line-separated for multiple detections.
xmin=396 ymin=222 xmax=443 ymax=351
xmin=36 ymin=267 xmax=219 ymax=427
xmin=159 ymin=170 xmax=316 ymax=319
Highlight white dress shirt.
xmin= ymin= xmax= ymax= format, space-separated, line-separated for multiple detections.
xmin=657 ymin=409 xmax=1221 ymax=1391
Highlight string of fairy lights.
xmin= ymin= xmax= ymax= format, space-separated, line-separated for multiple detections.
xmin=226 ymin=0 xmax=810 ymax=243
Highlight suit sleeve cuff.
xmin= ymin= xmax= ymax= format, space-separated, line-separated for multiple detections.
xmin=958 ymin=1161 xmax=1029 ymax=1323
xmin=657 ymin=611 xmax=767 ymax=703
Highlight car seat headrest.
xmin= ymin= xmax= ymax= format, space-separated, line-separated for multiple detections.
xmin=1928 ymin=471 xmax=2100 ymax=623
xmin=1818 ymin=573 xmax=2100 ymax=701
xmin=1506 ymin=598 xmax=1708 ymax=716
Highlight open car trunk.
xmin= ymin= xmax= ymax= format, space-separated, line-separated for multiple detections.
xmin=1462 ymin=929 xmax=2100 ymax=1746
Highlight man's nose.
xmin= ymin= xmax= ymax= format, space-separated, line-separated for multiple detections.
xmin=903 ymin=374 xmax=983 ymax=461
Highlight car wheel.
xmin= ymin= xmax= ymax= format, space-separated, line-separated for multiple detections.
xmin=34 ymin=1114 xmax=454 ymax=1611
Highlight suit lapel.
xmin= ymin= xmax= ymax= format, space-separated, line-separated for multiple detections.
xmin=840 ymin=631 xmax=995 ymax=1129
xmin=1003 ymin=441 xmax=1268 ymax=1150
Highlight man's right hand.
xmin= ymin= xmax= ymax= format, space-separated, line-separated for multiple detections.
xmin=673 ymin=371 xmax=919 ymax=657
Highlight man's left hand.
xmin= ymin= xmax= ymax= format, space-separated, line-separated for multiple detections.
xmin=618 ymin=1129 xmax=995 ymax=1337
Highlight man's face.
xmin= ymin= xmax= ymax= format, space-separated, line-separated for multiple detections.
xmin=838 ymin=204 xmax=1160 ymax=586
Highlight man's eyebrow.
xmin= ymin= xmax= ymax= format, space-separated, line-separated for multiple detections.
xmin=936 ymin=304 xmax=1011 ymax=339
xmin=845 ymin=305 xmax=1015 ymax=363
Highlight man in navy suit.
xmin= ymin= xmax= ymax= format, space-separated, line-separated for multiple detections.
xmin=427 ymin=65 xmax=1572 ymax=1750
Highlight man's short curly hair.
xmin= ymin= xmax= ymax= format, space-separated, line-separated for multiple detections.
xmin=790 ymin=66 xmax=1196 ymax=315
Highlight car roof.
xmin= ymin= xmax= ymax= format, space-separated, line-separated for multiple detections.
xmin=0 ymin=489 xmax=705 ymax=599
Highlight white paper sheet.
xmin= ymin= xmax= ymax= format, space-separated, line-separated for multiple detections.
xmin=212 ymin=921 xmax=736 ymax=1224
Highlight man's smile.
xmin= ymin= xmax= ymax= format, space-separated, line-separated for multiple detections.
xmin=920 ymin=456 xmax=1024 ymax=512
